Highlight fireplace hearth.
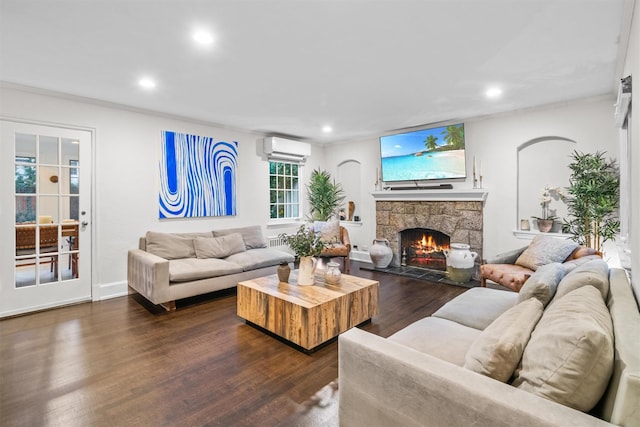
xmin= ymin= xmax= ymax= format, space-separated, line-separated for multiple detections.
xmin=400 ymin=228 xmax=450 ymax=271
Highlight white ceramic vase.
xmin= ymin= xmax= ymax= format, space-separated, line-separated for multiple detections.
xmin=443 ymin=243 xmax=478 ymax=282
xmin=297 ymin=256 xmax=317 ymax=286
xmin=369 ymin=238 xmax=393 ymax=268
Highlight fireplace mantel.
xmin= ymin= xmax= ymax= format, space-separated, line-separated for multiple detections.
xmin=371 ymin=188 xmax=488 ymax=202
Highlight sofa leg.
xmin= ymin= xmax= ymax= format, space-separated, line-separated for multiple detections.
xmin=344 ymin=256 xmax=350 ymax=274
xmin=160 ymin=301 xmax=176 ymax=311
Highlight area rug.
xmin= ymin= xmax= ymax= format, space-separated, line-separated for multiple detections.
xmin=360 ymin=264 xmax=480 ymax=288
xmin=278 ymin=380 xmax=339 ymax=427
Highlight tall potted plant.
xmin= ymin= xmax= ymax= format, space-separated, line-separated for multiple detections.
xmin=306 ymin=168 xmax=345 ymax=221
xmin=563 ymin=150 xmax=620 ymax=252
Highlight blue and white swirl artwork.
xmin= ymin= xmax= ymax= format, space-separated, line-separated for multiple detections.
xmin=159 ymin=130 xmax=237 ymax=218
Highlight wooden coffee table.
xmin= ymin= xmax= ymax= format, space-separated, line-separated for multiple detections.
xmin=237 ymin=271 xmax=379 ymax=352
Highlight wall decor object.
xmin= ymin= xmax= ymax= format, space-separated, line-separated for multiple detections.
xmin=159 ymin=130 xmax=238 ymax=218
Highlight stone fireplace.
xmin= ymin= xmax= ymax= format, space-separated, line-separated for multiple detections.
xmin=373 ymin=189 xmax=487 ymax=268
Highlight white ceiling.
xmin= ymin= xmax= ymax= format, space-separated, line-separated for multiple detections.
xmin=0 ymin=0 xmax=632 ymax=143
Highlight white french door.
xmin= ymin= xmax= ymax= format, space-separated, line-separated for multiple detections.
xmin=0 ymin=121 xmax=92 ymax=317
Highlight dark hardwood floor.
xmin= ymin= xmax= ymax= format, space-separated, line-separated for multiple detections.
xmin=0 ymin=262 xmax=466 ymax=427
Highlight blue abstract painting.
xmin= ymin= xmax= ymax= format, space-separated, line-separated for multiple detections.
xmin=159 ymin=130 xmax=237 ymax=218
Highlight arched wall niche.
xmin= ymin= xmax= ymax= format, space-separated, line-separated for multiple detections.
xmin=517 ymin=136 xmax=576 ymax=232
xmin=337 ymin=159 xmax=361 ymax=220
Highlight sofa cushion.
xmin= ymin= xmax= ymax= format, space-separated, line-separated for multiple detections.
xmin=553 ymin=259 xmax=610 ymax=302
xmin=480 ymin=263 xmax=533 ymax=292
xmin=512 ymin=285 xmax=614 ymax=412
xmin=213 ymin=225 xmax=267 ymax=249
xmin=313 ymin=220 xmax=340 ymax=244
xmin=146 ymin=231 xmax=198 ymax=260
xmin=562 ymin=254 xmax=604 ymax=274
xmin=464 ymin=298 xmax=544 ymax=382
xmin=433 ymin=287 xmax=518 ymax=330
xmin=321 ymin=243 xmax=349 ymax=256
xmin=168 ymin=258 xmax=243 ymax=282
xmin=194 ymin=234 xmax=246 ymax=259
xmin=565 ymin=246 xmax=599 ymax=261
xmin=224 ymin=248 xmax=294 ymax=271
xmin=388 ymin=317 xmax=481 ymax=366
xmin=515 ymin=235 xmax=579 ymax=271
xmin=517 ymin=262 xmax=565 ymax=307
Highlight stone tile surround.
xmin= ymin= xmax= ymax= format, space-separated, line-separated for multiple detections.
xmin=376 ymin=200 xmax=483 ymax=267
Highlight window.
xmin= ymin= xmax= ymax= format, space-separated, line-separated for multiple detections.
xmin=69 ymin=160 xmax=79 ymax=220
xmin=616 ymin=75 xmax=632 ymax=272
xmin=269 ymin=161 xmax=300 ymax=219
xmin=15 ymin=156 xmax=36 ymax=223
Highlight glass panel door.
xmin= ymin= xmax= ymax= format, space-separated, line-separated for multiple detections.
xmin=1 ymin=121 xmax=91 ymax=317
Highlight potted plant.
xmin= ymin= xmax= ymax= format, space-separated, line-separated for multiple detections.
xmin=563 ymin=150 xmax=620 ymax=251
xmin=531 ymin=185 xmax=567 ymax=232
xmin=279 ymin=225 xmax=327 ymax=285
xmin=306 ymin=168 xmax=345 ymax=221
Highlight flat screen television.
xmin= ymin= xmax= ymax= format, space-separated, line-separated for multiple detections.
xmin=379 ymin=123 xmax=466 ymax=183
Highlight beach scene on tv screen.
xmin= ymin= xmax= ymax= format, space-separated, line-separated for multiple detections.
xmin=380 ymin=123 xmax=466 ymax=181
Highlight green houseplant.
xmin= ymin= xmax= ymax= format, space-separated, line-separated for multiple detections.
xmin=278 ymin=225 xmax=326 ymax=258
xmin=306 ymin=168 xmax=345 ymax=221
xmin=563 ymin=150 xmax=620 ymax=251
xmin=279 ymin=225 xmax=327 ymax=285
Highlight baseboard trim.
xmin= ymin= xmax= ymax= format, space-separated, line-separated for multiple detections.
xmin=98 ymin=281 xmax=128 ymax=300
xmin=350 ymin=250 xmax=372 ymax=263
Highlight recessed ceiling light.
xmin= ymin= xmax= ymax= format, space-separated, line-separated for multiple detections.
xmin=138 ymin=78 xmax=156 ymax=89
xmin=193 ymin=30 xmax=214 ymax=45
xmin=485 ymin=87 xmax=503 ymax=99
xmin=322 ymin=125 xmax=333 ymax=133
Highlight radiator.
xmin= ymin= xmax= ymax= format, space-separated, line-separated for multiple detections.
xmin=267 ymin=235 xmax=288 ymax=249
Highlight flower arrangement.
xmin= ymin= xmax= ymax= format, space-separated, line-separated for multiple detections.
xmin=278 ymin=225 xmax=326 ymax=257
xmin=532 ymin=185 xmax=567 ymax=221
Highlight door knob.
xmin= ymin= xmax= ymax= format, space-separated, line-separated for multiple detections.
xmin=81 ymin=221 xmax=89 ymax=227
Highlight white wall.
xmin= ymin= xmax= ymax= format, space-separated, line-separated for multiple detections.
xmin=0 ymin=86 xmax=323 ymax=299
xmin=621 ymin=1 xmax=639 ymax=300
xmin=0 ymin=84 xmax=627 ymax=301
xmin=323 ymin=97 xmax=619 ymax=259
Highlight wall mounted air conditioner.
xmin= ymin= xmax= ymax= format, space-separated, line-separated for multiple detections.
xmin=263 ymin=137 xmax=311 ymax=162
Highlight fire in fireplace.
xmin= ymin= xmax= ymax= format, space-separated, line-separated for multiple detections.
xmin=400 ymin=228 xmax=450 ymax=271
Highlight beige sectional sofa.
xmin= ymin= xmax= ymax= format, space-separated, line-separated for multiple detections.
xmin=339 ymin=260 xmax=640 ymax=426
xmin=128 ymin=225 xmax=294 ymax=310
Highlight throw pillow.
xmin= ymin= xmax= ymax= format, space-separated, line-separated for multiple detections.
xmin=464 ymin=298 xmax=544 ymax=382
xmin=517 ymin=262 xmax=565 ymax=307
xmin=194 ymin=234 xmax=246 ymax=259
xmin=213 ymin=225 xmax=267 ymax=249
xmin=145 ymin=231 xmax=196 ymax=259
xmin=553 ymin=258 xmax=610 ymax=303
xmin=512 ymin=286 xmax=614 ymax=412
xmin=565 ymin=246 xmax=599 ymax=261
xmin=515 ymin=235 xmax=579 ymax=271
xmin=314 ymin=220 xmax=340 ymax=244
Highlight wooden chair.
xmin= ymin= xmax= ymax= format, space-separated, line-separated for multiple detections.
xmin=15 ymin=225 xmax=59 ymax=275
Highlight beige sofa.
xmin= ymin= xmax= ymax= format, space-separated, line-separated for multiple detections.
xmin=339 ymin=261 xmax=639 ymax=426
xmin=128 ymin=225 xmax=294 ymax=310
